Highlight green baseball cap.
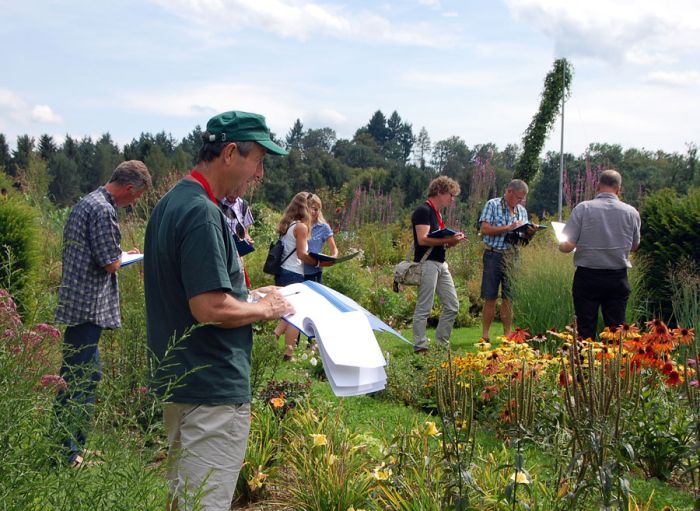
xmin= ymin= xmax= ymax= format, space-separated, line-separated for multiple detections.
xmin=204 ymin=111 xmax=288 ymax=155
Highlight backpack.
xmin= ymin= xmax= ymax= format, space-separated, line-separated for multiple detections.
xmin=262 ymin=223 xmax=298 ymax=275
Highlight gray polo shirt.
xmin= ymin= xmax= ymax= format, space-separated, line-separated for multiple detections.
xmin=562 ymin=192 xmax=641 ymax=270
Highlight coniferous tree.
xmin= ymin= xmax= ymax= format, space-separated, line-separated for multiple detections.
xmin=0 ymin=134 xmax=11 ymax=173
xmin=48 ymin=152 xmax=80 ymax=206
xmin=180 ymin=125 xmax=203 ymax=166
xmin=38 ymin=134 xmax=57 ymax=162
xmin=285 ymin=119 xmax=304 ymax=151
xmin=366 ymin=110 xmax=389 ymax=147
xmin=11 ymin=135 xmax=35 ymax=177
xmin=414 ymin=127 xmax=432 ymax=171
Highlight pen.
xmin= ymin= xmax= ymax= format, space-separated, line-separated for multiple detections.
xmin=281 ymin=291 xmax=302 ymax=297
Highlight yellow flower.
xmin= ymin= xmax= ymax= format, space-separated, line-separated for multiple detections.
xmin=247 ymin=467 xmax=268 ymax=491
xmin=424 ymin=421 xmax=440 ymax=437
xmin=310 ymin=433 xmax=328 ymax=447
xmin=328 ymin=454 xmax=338 ymax=466
xmin=510 ymin=470 xmax=531 ymax=484
xmin=372 ymin=463 xmax=393 ymax=481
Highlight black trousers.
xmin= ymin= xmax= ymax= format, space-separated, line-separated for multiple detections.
xmin=572 ymin=267 xmax=630 ymax=340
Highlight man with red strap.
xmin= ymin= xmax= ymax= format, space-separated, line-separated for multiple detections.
xmin=410 ymin=176 xmax=465 ymax=353
xmin=144 ymin=111 xmax=293 ymax=511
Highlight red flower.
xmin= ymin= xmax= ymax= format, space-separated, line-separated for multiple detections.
xmin=661 ymin=362 xmax=674 ymax=375
xmin=665 ymin=370 xmax=682 ymax=386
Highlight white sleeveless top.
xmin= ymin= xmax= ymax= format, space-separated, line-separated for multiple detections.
xmin=280 ymin=222 xmax=307 ymax=274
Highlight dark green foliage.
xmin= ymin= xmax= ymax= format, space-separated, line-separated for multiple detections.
xmin=638 ymin=187 xmax=700 ymax=319
xmin=515 ymin=58 xmax=573 ymax=183
xmin=0 ymin=195 xmax=42 ymax=309
xmin=48 ymin=153 xmax=80 ymax=206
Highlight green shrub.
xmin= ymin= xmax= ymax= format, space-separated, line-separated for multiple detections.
xmin=0 ymin=196 xmax=42 ymax=313
xmin=639 ymin=187 xmax=700 ymax=320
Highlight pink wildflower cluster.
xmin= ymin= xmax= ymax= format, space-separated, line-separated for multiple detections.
xmin=0 ymin=289 xmax=22 ymax=330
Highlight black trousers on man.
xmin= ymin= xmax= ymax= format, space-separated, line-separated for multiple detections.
xmin=572 ymin=267 xmax=630 ymax=340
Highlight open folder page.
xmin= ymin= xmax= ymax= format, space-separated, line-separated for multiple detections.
xmin=279 ymin=284 xmax=388 ymax=396
xmin=121 ymin=252 xmax=144 ymax=267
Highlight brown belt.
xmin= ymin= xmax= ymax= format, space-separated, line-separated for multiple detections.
xmin=484 ymin=245 xmax=506 ymax=254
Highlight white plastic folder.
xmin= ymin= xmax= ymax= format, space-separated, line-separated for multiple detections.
xmin=121 ymin=252 xmax=144 ymax=267
xmin=281 ymin=282 xmax=390 ymax=396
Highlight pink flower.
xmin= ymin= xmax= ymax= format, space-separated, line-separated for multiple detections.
xmin=690 ymin=380 xmax=699 ymax=388
xmin=688 ymin=358 xmax=697 ymax=367
xmin=38 ymin=374 xmax=67 ymax=391
xmin=34 ymin=323 xmax=61 ymax=340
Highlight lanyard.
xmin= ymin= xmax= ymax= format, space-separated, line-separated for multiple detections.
xmin=426 ymin=199 xmax=445 ymax=230
xmin=190 ymin=170 xmax=218 ymax=205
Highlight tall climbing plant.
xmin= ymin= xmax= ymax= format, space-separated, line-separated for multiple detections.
xmin=514 ymin=58 xmax=573 ymax=183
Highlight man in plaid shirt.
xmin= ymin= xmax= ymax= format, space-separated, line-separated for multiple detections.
xmin=54 ymin=160 xmax=151 ymax=467
xmin=478 ymin=179 xmax=529 ymax=341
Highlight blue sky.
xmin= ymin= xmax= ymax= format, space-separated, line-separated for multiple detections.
xmin=1 ymin=0 xmax=698 ymax=157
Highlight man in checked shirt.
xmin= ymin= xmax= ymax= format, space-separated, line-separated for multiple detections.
xmin=478 ymin=179 xmax=529 ymax=342
xmin=53 ymin=160 xmax=151 ymax=467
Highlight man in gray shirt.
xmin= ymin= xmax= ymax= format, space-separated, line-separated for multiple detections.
xmin=558 ymin=169 xmax=641 ymax=340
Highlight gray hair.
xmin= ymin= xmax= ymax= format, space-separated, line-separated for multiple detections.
xmin=109 ymin=160 xmax=152 ymax=190
xmin=506 ymin=179 xmax=529 ymax=194
xmin=197 ymin=139 xmax=257 ymax=163
xmin=598 ymin=169 xmax=622 ymax=189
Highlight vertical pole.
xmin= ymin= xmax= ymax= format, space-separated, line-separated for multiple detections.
xmin=558 ymin=60 xmax=566 ymax=222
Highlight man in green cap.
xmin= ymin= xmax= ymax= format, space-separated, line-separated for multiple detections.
xmin=144 ymin=111 xmax=293 ymax=511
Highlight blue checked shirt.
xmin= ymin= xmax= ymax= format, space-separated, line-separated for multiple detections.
xmin=55 ymin=187 xmax=123 ymax=328
xmin=479 ymin=197 xmax=528 ymax=250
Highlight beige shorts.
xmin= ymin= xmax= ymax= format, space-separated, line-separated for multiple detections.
xmin=164 ymin=402 xmax=251 ymax=511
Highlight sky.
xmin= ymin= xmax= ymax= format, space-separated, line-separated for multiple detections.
xmin=1 ymin=0 xmax=698 ymax=157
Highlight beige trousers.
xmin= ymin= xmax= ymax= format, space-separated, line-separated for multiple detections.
xmin=164 ymin=402 xmax=251 ymax=511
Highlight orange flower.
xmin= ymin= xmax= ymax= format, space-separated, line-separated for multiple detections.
xmin=599 ymin=326 xmax=620 ymax=342
xmin=620 ymin=323 xmax=640 ymax=338
xmin=673 ymin=327 xmax=695 ymax=345
xmin=270 ymin=393 xmax=286 ymax=408
xmin=506 ymin=328 xmax=530 ymax=343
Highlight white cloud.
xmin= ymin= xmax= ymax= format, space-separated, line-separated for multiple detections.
xmin=149 ymin=0 xmax=459 ymax=47
xmin=644 ymin=70 xmax=700 ymax=87
xmin=418 ymin=0 xmax=440 ymax=7
xmin=505 ymin=0 xmax=700 ymax=65
xmin=31 ymin=105 xmax=63 ymax=124
xmin=0 ymin=88 xmax=63 ymax=129
xmin=121 ymin=82 xmax=302 ymax=135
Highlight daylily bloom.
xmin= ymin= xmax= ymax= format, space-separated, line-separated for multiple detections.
xmin=311 ymin=434 xmax=328 ymax=447
xmin=247 ymin=468 xmax=268 ymax=491
xmin=510 ymin=470 xmax=532 ymax=484
xmin=424 ymin=421 xmax=440 ymax=437
xmin=270 ymin=396 xmax=285 ymax=408
xmin=372 ymin=463 xmax=392 ymax=481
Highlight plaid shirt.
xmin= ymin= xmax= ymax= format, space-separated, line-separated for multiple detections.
xmin=55 ymin=187 xmax=123 ymax=328
xmin=221 ymin=197 xmax=254 ymax=239
xmin=478 ymin=197 xmax=528 ymax=250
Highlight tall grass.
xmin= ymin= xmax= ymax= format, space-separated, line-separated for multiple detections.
xmin=509 ymin=237 xmax=575 ymax=335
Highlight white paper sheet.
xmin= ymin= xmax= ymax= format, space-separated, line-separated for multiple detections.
xmin=551 ymin=221 xmax=567 ymax=243
xmin=121 ymin=251 xmax=144 ymax=267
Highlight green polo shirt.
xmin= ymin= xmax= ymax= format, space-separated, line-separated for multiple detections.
xmin=144 ymin=180 xmax=251 ymax=404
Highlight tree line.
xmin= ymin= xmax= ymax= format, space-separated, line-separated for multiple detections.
xmin=1 ymin=109 xmax=697 ymax=215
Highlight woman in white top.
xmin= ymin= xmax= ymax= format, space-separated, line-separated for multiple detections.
xmin=273 ymin=192 xmax=322 ymax=359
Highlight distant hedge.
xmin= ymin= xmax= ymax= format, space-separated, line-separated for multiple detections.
xmin=638 ymin=187 xmax=700 ymax=319
xmin=0 ymin=195 xmax=42 ymax=311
